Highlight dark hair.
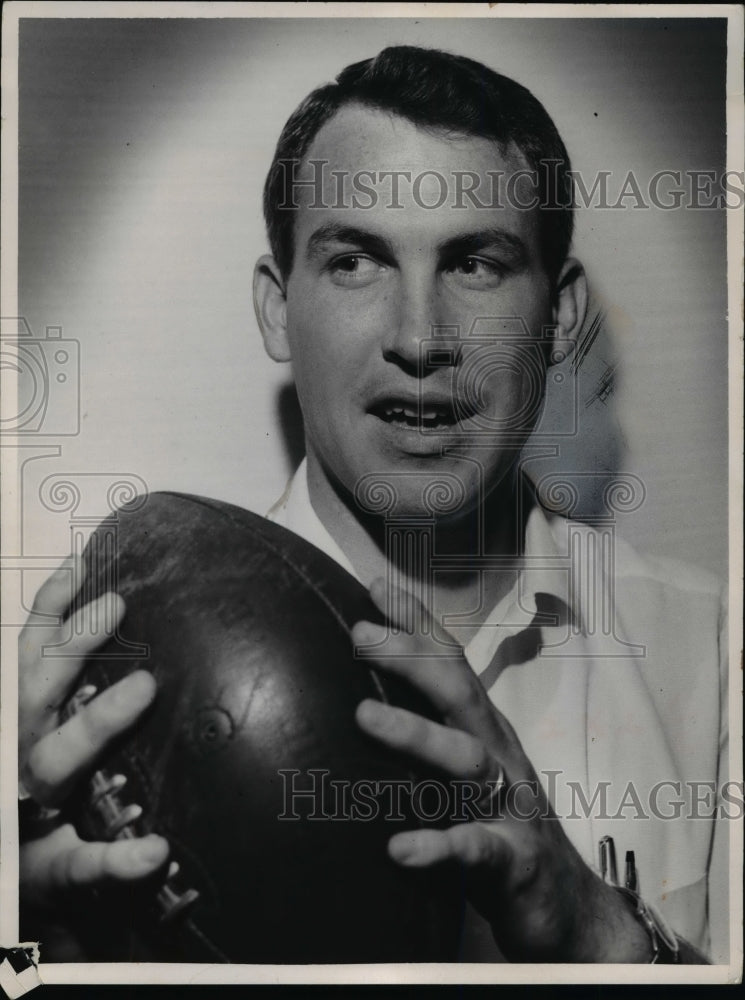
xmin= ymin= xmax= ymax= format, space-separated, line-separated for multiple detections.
xmin=263 ymin=45 xmax=574 ymax=283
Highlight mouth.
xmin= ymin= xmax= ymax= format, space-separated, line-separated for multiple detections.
xmin=368 ymin=395 xmax=476 ymax=432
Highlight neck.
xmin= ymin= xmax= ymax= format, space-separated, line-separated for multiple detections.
xmin=305 ymin=455 xmax=532 ymax=642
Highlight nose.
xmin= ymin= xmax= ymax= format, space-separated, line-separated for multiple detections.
xmin=381 ymin=271 xmax=448 ymax=376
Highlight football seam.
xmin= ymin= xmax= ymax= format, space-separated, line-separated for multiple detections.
xmin=157 ymin=491 xmax=391 ymax=708
xmin=147 ymin=492 xmax=432 ymax=829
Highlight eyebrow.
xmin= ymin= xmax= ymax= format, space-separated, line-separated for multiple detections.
xmin=437 ymin=228 xmax=529 ymax=266
xmin=305 ymin=222 xmax=529 ymax=266
xmin=306 ymin=224 xmax=394 ymax=261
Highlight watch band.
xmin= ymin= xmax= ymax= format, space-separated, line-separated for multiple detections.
xmin=615 ymin=886 xmax=681 ymax=964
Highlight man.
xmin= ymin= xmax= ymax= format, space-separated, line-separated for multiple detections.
xmin=18 ymin=46 xmax=727 ymax=964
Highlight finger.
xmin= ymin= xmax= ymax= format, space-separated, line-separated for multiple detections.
xmin=368 ymin=577 xmax=456 ymax=647
xmin=353 ymin=618 xmax=502 ymax=743
xmin=64 ymin=591 xmax=127 ymax=661
xmin=24 ymin=670 xmax=156 ymax=805
xmin=24 ymin=555 xmax=85 ymax=626
xmin=57 ymin=831 xmax=170 ymax=887
xmin=356 ymin=699 xmax=502 ymax=783
xmin=21 ymin=824 xmax=169 ymax=905
xmin=20 ymin=592 xmax=126 ymax=716
xmin=353 ymin=617 xmax=526 ymax=768
xmin=369 ymin=576 xmax=419 ymax=633
xmin=388 ymin=822 xmax=512 ymax=870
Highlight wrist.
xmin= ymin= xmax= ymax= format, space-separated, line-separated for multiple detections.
xmin=613 ymin=887 xmax=680 ymax=964
xmin=568 ymin=871 xmax=657 ymax=963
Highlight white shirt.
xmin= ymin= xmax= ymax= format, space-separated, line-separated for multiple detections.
xmin=268 ymin=460 xmax=729 ymax=962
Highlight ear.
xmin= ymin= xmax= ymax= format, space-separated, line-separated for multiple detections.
xmin=548 ymin=257 xmax=588 ymax=365
xmin=253 ymin=254 xmax=291 ymax=362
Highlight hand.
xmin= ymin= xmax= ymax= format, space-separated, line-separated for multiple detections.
xmin=351 ymin=578 xmax=657 ymax=963
xmin=18 ymin=555 xmax=169 ymax=912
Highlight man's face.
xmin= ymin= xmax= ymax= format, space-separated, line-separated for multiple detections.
xmin=280 ymin=104 xmax=555 ymax=520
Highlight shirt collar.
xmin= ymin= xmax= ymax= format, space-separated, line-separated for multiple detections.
xmin=521 ymin=496 xmax=576 ymax=623
xmin=265 ymin=458 xmax=359 ymax=581
xmin=266 ymin=459 xmax=579 ymax=657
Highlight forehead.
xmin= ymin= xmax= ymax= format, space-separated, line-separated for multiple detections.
xmin=304 ymin=103 xmax=527 ymax=178
xmin=292 ymin=104 xmax=540 ymax=251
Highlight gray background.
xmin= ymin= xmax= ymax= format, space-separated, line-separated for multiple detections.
xmin=18 ymin=16 xmax=728 ymax=578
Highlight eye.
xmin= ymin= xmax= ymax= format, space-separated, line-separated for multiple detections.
xmin=328 ymin=254 xmax=385 ymax=287
xmin=444 ymin=256 xmax=506 ymax=289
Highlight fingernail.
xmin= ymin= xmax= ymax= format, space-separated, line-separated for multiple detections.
xmin=54 ymin=555 xmax=74 ymax=577
xmin=106 ymin=803 xmax=142 ymax=838
xmin=136 ymin=834 xmax=168 ymax=864
xmin=115 ymin=670 xmax=155 ymax=710
xmin=130 ymin=671 xmax=156 ymax=707
xmin=357 ymin=698 xmax=388 ymax=729
xmin=100 ymin=592 xmax=125 ymax=632
xmin=57 ymin=553 xmax=84 ymax=583
xmin=71 ymin=685 xmax=97 ymax=711
xmin=389 ymin=834 xmax=418 ymax=864
xmin=353 ymin=621 xmax=386 ymax=645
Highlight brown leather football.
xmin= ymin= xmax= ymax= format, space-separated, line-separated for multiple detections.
xmin=65 ymin=492 xmax=463 ymax=963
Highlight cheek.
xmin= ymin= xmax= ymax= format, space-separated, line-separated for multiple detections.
xmin=285 ymin=286 xmax=382 ymax=377
xmin=456 ymin=341 xmax=546 ymax=428
xmin=499 ymin=272 xmax=552 ymax=327
xmin=283 ymin=303 xmax=360 ymax=442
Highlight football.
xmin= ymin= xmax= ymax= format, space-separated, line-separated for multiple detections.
xmin=65 ymin=492 xmax=462 ymax=963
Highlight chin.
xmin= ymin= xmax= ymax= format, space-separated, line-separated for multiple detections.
xmin=349 ymin=462 xmax=483 ymax=524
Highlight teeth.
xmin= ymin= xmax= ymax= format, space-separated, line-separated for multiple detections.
xmin=378 ymin=402 xmax=459 ymax=426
